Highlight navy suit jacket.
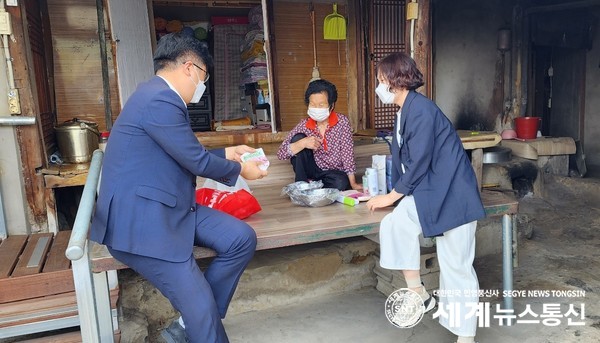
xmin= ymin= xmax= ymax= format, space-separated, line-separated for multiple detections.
xmin=90 ymin=76 xmax=241 ymax=262
xmin=391 ymin=91 xmax=485 ymax=237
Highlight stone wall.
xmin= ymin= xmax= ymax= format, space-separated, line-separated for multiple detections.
xmin=117 ymin=237 xmax=379 ymax=342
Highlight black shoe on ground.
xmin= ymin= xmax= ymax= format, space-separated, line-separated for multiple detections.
xmin=161 ymin=320 xmax=188 ymax=343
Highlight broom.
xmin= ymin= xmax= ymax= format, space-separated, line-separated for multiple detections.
xmin=310 ymin=3 xmax=320 ymax=82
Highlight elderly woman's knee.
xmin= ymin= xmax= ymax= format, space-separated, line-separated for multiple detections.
xmin=290 ymin=133 xmax=307 ymax=143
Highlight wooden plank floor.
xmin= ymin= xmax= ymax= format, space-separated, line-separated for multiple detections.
xmin=0 ymin=231 xmax=74 ymax=304
xmin=0 ymin=231 xmax=84 ymax=340
xmin=0 ymin=289 xmax=119 ymax=332
xmin=18 ymin=331 xmax=83 ymax=343
xmin=16 ymin=329 xmax=121 ymax=343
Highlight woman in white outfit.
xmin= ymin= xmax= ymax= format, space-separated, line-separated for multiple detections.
xmin=366 ymin=52 xmax=485 ymax=343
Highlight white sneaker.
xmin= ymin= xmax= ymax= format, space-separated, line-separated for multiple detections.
xmin=391 ymin=290 xmax=437 ymax=328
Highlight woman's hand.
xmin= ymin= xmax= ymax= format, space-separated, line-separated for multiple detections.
xmin=226 ymin=145 xmax=255 ymax=162
xmin=289 ymin=136 xmax=322 ymax=155
xmin=301 ymin=136 xmax=322 ymax=150
xmin=240 ymin=161 xmax=268 ymax=180
xmin=350 ymin=182 xmax=363 ymax=191
xmin=347 ymin=174 xmax=362 ymax=191
xmin=366 ymin=190 xmax=404 ymax=212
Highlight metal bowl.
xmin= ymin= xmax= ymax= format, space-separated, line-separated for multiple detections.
xmin=290 ymin=188 xmax=340 ymax=207
xmin=483 ymin=146 xmax=512 ymax=164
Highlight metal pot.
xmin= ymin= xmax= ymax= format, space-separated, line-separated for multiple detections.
xmin=55 ymin=118 xmax=100 ymax=163
xmin=483 ymin=146 xmax=512 ymax=164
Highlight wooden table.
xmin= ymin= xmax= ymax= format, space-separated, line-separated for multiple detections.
xmin=41 ymin=163 xmax=92 ymax=234
xmin=457 ymin=130 xmax=502 ymax=190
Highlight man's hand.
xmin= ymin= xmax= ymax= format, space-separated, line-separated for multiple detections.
xmin=226 ymin=145 xmax=255 ymax=162
xmin=240 ymin=161 xmax=268 ymax=180
xmin=366 ymin=190 xmax=404 ymax=212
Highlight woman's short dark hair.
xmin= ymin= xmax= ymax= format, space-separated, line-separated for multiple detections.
xmin=304 ymin=79 xmax=338 ymax=109
xmin=377 ymin=52 xmax=424 ymax=91
xmin=153 ymin=33 xmax=213 ymax=73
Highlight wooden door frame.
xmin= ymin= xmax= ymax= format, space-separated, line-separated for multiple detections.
xmin=6 ymin=2 xmax=51 ymax=231
xmin=262 ymin=0 xmax=279 ymax=132
xmin=358 ymin=0 xmax=431 ymax=130
xmin=351 ymin=0 xmax=366 ymax=130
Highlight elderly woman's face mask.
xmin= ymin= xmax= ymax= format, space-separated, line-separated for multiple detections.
xmin=307 ymin=107 xmax=330 ymax=122
xmin=307 ymin=92 xmax=331 ymax=122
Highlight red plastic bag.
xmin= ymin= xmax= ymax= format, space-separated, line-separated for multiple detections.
xmin=195 ymin=188 xmax=261 ymax=220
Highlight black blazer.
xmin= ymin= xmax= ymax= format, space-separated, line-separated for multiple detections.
xmin=391 ymin=91 xmax=485 ymax=237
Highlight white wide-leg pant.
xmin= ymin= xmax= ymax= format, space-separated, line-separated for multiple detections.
xmin=379 ymin=195 xmax=479 ymax=336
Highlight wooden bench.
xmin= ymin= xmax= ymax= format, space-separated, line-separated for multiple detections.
xmin=0 ymin=231 xmax=119 ymax=340
xmin=66 ymin=143 xmax=518 ymax=342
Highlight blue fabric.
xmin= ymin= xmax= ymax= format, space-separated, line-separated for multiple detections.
xmin=108 ymin=205 xmax=256 ymax=343
xmin=390 ymin=91 xmax=485 ymax=237
xmin=90 ymin=76 xmax=242 ymax=262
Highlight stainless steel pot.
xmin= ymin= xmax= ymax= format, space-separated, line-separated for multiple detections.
xmin=483 ymin=146 xmax=512 ymax=164
xmin=55 ymin=118 xmax=100 ymax=163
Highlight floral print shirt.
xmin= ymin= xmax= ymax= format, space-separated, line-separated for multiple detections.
xmin=277 ymin=112 xmax=356 ymax=174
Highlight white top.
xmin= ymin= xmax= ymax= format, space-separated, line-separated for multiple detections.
xmin=158 ymin=75 xmax=186 ymax=106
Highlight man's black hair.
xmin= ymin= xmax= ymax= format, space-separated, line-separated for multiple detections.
xmin=304 ymin=79 xmax=338 ymax=109
xmin=153 ymin=33 xmax=213 ymax=74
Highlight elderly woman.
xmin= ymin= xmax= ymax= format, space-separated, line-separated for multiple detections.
xmin=277 ymin=79 xmax=361 ymax=191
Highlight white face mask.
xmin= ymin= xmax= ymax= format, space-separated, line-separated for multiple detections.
xmin=189 ymin=69 xmax=206 ymax=104
xmin=376 ymin=83 xmax=395 ymax=104
xmin=307 ymin=107 xmax=330 ymax=122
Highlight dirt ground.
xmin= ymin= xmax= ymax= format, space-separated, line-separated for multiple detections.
xmin=473 ymin=172 xmax=600 ymax=342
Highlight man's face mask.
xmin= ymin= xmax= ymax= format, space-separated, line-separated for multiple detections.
xmin=375 ymin=83 xmax=395 ymax=104
xmin=307 ymin=107 xmax=330 ymax=122
xmin=189 ymin=67 xmax=206 ymax=104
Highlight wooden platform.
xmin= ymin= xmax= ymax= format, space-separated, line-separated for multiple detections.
xmin=90 ymin=144 xmax=394 ymax=271
xmin=0 ymin=231 xmax=74 ymax=304
xmin=0 ymin=289 xmax=119 ymax=337
xmin=66 ymin=142 xmax=519 ymax=341
xmin=89 ymin=143 xmax=518 ymax=272
xmin=0 ymin=231 xmax=119 ymax=340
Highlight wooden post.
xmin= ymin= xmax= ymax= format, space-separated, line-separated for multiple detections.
xmin=6 ymin=3 xmax=49 ymax=232
xmin=471 ymin=148 xmax=483 ymax=191
xmin=412 ymin=0 xmax=431 ymax=98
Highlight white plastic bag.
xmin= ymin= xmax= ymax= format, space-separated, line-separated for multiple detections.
xmin=202 ymin=176 xmax=251 ymax=193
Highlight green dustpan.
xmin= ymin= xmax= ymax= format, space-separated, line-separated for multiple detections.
xmin=324 ymin=3 xmax=346 ymax=40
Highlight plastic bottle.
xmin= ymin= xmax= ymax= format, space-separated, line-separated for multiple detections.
xmin=99 ymin=131 xmax=110 ymax=152
xmin=336 ymin=195 xmax=358 ymax=207
xmin=257 ymin=90 xmax=265 ymax=104
xmin=386 ymin=155 xmax=393 ymax=192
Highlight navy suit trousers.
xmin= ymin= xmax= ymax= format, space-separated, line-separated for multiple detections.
xmin=109 ymin=206 xmax=257 ymax=343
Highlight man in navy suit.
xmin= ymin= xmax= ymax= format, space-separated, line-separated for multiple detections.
xmin=90 ymin=33 xmax=267 ymax=343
